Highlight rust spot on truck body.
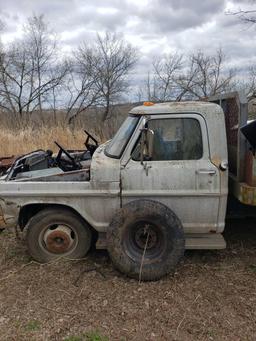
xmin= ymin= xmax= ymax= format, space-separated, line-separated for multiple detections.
xmin=211 ymin=155 xmax=221 ymax=168
xmin=0 ymin=155 xmax=21 ymax=174
xmin=0 ymin=198 xmax=20 ymax=228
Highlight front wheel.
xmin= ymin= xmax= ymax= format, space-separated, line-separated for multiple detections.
xmin=107 ymin=200 xmax=185 ymax=281
xmin=26 ymin=208 xmax=92 ymax=263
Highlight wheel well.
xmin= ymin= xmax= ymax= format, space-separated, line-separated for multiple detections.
xmin=18 ymin=203 xmax=95 ymax=233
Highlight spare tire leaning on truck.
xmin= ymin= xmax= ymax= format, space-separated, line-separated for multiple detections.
xmin=107 ymin=200 xmax=185 ymax=281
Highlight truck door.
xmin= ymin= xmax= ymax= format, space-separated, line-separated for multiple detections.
xmin=120 ymin=114 xmax=221 ymax=234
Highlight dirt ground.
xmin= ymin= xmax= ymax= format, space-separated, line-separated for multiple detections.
xmin=0 ymin=219 xmax=255 ymax=341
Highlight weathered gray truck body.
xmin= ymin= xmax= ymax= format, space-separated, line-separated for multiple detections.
xmin=0 ymin=91 xmax=255 ymax=280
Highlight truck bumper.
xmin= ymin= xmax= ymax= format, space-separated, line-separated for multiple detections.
xmin=229 ymin=174 xmax=256 ymax=206
xmin=233 ymin=182 xmax=256 ymax=206
xmin=240 ymin=183 xmax=256 ymax=206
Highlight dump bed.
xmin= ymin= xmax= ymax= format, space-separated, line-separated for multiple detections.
xmin=209 ymin=91 xmax=256 ymax=206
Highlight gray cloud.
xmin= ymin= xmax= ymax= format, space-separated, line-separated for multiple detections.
xmin=0 ymin=0 xmax=255 ymax=85
xmin=127 ymin=0 xmax=226 ymax=34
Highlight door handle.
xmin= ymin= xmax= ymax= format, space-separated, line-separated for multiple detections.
xmin=197 ymin=169 xmax=216 ymax=175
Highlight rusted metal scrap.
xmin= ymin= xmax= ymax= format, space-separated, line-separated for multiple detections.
xmin=0 ymin=155 xmax=19 ymax=174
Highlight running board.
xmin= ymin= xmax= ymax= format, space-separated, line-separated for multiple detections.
xmin=185 ymin=233 xmax=226 ymax=249
xmin=96 ymin=232 xmax=226 ymax=250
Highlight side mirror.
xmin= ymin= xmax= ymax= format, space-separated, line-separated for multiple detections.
xmin=140 ymin=128 xmax=154 ymax=164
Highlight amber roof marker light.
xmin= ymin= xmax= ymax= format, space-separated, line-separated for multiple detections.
xmin=143 ymin=101 xmax=154 ymax=106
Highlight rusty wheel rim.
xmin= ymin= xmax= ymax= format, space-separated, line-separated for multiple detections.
xmin=123 ymin=220 xmax=166 ymax=264
xmin=40 ymin=224 xmax=77 ymax=255
xmin=134 ymin=225 xmax=158 ymax=250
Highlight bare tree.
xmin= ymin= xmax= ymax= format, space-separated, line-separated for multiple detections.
xmin=140 ymin=49 xmax=235 ymax=102
xmin=41 ymin=61 xmax=70 ymax=124
xmin=236 ymin=66 xmax=256 ymax=99
xmin=152 ymin=52 xmax=183 ymax=101
xmin=24 ymin=14 xmax=58 ymax=115
xmin=96 ymin=32 xmax=138 ymax=120
xmin=247 ymin=66 xmax=256 ymax=98
xmin=0 ymin=14 xmax=67 ymax=125
xmin=175 ymin=49 xmax=235 ymax=100
xmin=64 ymin=53 xmax=101 ymax=125
xmin=227 ymin=1 xmax=256 ymax=24
xmin=232 ymin=10 xmax=256 ymax=24
xmin=143 ymin=71 xmax=158 ymax=102
xmin=76 ymin=32 xmax=138 ymax=121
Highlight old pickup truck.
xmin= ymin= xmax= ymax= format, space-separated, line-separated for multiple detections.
xmin=0 ymin=91 xmax=255 ymax=280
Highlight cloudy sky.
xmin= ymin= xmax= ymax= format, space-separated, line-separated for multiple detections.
xmin=0 ymin=0 xmax=255 ymax=97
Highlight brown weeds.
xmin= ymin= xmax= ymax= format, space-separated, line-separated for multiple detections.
xmin=0 ymin=125 xmax=87 ymax=156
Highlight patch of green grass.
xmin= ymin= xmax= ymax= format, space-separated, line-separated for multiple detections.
xmin=64 ymin=337 xmax=83 ymax=341
xmin=207 ymin=329 xmax=214 ymax=337
xmin=25 ymin=320 xmax=40 ymax=331
xmin=0 ymin=229 xmax=12 ymax=236
xmin=6 ymin=249 xmax=17 ymax=259
xmin=85 ymin=331 xmax=109 ymax=341
xmin=64 ymin=331 xmax=109 ymax=341
xmin=249 ymin=264 xmax=256 ymax=272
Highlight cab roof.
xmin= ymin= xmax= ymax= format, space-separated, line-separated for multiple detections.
xmin=129 ymin=101 xmax=223 ymax=116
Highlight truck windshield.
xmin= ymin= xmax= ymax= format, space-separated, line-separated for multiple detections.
xmin=105 ymin=116 xmax=139 ymax=158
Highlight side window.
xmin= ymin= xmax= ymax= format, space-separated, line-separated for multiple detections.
xmin=132 ymin=118 xmax=203 ymax=161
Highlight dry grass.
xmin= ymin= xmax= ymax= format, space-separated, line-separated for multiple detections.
xmin=0 ymin=103 xmax=134 ymax=157
xmin=0 ymin=126 xmax=87 ymax=156
xmin=0 ymin=220 xmax=256 ymax=340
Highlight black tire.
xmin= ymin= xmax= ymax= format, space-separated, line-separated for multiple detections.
xmin=107 ymin=200 xmax=185 ymax=281
xmin=26 ymin=208 xmax=92 ymax=263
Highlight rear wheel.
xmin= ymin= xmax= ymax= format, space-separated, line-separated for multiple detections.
xmin=26 ymin=208 xmax=92 ymax=263
xmin=107 ymin=200 xmax=185 ymax=281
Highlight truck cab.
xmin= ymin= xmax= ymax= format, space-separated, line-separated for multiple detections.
xmin=105 ymin=101 xmax=228 ymax=242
